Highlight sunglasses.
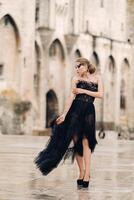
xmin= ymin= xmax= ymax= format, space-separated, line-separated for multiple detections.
xmin=75 ymin=63 xmax=84 ymax=69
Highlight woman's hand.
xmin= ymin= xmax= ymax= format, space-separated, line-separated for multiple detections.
xmin=72 ymin=88 xmax=84 ymax=95
xmin=56 ymin=113 xmax=66 ymax=125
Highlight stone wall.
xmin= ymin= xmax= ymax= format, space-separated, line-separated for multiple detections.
xmin=0 ymin=0 xmax=134 ymax=138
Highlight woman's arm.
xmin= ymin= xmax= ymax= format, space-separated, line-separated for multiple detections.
xmin=56 ymin=76 xmax=78 ymax=124
xmin=62 ymin=77 xmax=77 ymax=116
xmin=72 ymin=75 xmax=104 ymax=99
xmin=83 ymin=89 xmax=103 ymax=98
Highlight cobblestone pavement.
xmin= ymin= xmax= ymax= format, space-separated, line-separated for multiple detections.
xmin=0 ymin=134 xmax=134 ymax=200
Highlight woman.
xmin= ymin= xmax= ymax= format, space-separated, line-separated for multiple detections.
xmin=34 ymin=57 xmax=104 ymax=189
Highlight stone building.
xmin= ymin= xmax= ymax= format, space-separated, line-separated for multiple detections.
xmin=0 ymin=0 xmax=134 ymax=138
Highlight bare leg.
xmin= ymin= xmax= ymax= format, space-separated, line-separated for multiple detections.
xmin=82 ymin=137 xmax=91 ymax=181
xmin=75 ymin=153 xmax=84 ymax=179
xmin=73 ymin=134 xmax=84 ymax=179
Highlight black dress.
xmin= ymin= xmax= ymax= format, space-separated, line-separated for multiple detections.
xmin=34 ymin=80 xmax=98 ymax=175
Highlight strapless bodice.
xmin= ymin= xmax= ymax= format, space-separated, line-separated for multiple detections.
xmin=75 ymin=80 xmax=98 ymax=103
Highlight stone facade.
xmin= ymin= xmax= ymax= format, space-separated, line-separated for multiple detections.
xmin=0 ymin=0 xmax=134 ymax=138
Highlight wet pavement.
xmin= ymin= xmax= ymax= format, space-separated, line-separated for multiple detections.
xmin=0 ymin=134 xmax=134 ymax=200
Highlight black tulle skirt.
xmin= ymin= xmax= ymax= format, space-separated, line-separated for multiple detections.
xmin=34 ymin=98 xmax=98 ymax=175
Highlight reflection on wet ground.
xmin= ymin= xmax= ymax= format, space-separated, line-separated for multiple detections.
xmin=0 ymin=134 xmax=134 ymax=200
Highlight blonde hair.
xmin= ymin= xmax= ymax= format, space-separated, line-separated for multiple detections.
xmin=75 ymin=57 xmax=96 ymax=74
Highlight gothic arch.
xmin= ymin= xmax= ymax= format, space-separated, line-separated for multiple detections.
xmin=0 ymin=14 xmax=21 ymax=48
xmin=120 ymin=58 xmax=130 ymax=113
xmin=91 ymin=52 xmax=99 ymax=66
xmin=46 ymin=89 xmax=59 ymax=128
xmin=108 ymin=55 xmax=116 ymax=73
xmin=123 ymin=58 xmax=130 ymax=68
xmin=71 ymin=49 xmax=82 ymax=76
xmin=49 ymin=39 xmax=65 ymax=61
xmin=47 ymin=39 xmax=66 ymax=120
xmin=0 ymin=14 xmax=21 ymax=90
xmin=34 ymin=42 xmax=41 ymax=101
xmin=90 ymin=51 xmax=100 ymax=73
xmin=74 ymin=49 xmax=82 ymax=58
xmin=103 ymin=55 xmax=116 ymax=129
xmin=90 ymin=52 xmax=102 ymax=126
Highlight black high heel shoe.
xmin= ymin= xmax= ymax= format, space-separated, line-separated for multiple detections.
xmin=77 ymin=179 xmax=83 ymax=187
xmin=82 ymin=176 xmax=90 ymax=189
xmin=77 ymin=170 xmax=85 ymax=188
xmin=82 ymin=180 xmax=89 ymax=188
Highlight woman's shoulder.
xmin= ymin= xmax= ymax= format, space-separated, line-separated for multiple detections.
xmin=71 ymin=75 xmax=80 ymax=83
xmin=89 ymin=73 xmax=102 ymax=85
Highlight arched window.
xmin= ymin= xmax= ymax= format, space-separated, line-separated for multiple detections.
xmin=46 ymin=90 xmax=59 ymax=128
xmin=49 ymin=39 xmax=65 ymax=61
xmin=74 ymin=49 xmax=82 ymax=58
xmin=0 ymin=14 xmax=20 ymax=88
xmin=120 ymin=58 xmax=130 ymax=112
